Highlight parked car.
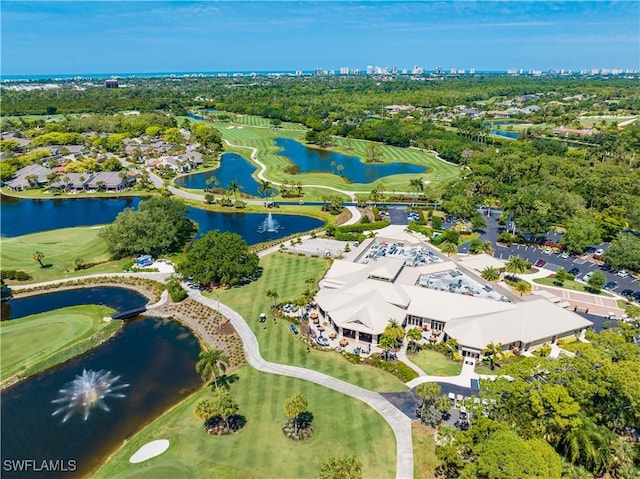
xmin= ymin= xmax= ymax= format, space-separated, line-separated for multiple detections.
xmin=583 ymin=272 xmax=594 ymax=282
xmin=542 ymin=248 xmax=553 ymax=255
xmin=534 ymin=259 xmax=546 ymax=268
xmin=568 ymin=267 xmax=580 ymax=276
xmin=600 ymin=264 xmax=612 ymax=272
xmin=290 ymin=323 xmax=298 ymax=334
xmin=559 ymin=252 xmax=569 ymax=259
xmin=620 ymin=289 xmax=634 ymax=298
xmin=631 ymin=291 xmax=640 ymax=302
xmin=604 ymin=281 xmax=618 ymax=291
xmin=616 ymin=270 xmax=630 ymax=278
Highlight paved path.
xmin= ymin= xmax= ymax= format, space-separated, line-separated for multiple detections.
xmin=189 ymin=289 xmax=414 ymax=479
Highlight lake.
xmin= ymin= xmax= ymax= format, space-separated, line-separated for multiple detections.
xmin=1 ymin=289 xmax=201 ymax=478
xmin=274 ymin=137 xmax=427 ymax=183
xmin=0 ymin=196 xmax=323 ymax=243
xmin=173 ymin=152 xmax=264 ymax=197
xmin=1 ymin=287 xmax=148 ymax=321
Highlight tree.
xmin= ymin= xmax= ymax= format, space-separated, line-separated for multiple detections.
xmin=32 ymin=251 xmax=45 ymax=268
xmin=211 ymin=387 xmax=239 ymax=430
xmin=477 ymin=240 xmax=494 ymax=255
xmin=163 ymin=127 xmax=185 ymax=146
xmin=195 ymin=348 xmax=229 ymax=389
xmin=406 ymin=327 xmax=423 ymax=352
xmin=514 ymin=280 xmax=532 ymax=296
xmin=560 ymin=215 xmax=601 ymax=254
xmin=482 ymin=342 xmax=505 ymax=370
xmin=379 ymin=318 xmax=405 ymax=350
xmin=603 ymin=233 xmax=640 ymax=271
xmin=330 ymin=160 xmax=337 ymax=174
xmin=318 ymin=455 xmax=363 ymax=479
xmin=101 ymin=157 xmax=123 ymax=172
xmin=205 ymin=174 xmax=220 ymax=191
xmin=409 ymin=177 xmax=424 ymax=205
xmin=588 ymin=271 xmax=606 ymax=292
xmin=284 ymin=392 xmax=308 ymax=436
xmin=481 ymin=266 xmax=500 ymax=282
xmin=416 ymin=382 xmax=441 ymax=420
xmin=100 ymin=197 xmax=195 ymax=258
xmin=194 ymin=398 xmax=216 ymax=420
xmin=228 ymin=179 xmax=242 ymax=202
xmin=363 ymin=142 xmax=382 ymax=162
xmin=555 ymin=268 xmax=569 ymax=286
xmin=439 ymin=241 xmax=458 ymax=256
xmin=181 ymin=230 xmax=260 ymax=287
xmin=258 ymin=179 xmax=273 ymax=201
xmin=505 ymin=255 xmax=528 ymax=278
xmin=266 ymin=288 xmax=279 ymax=307
xmin=336 ymin=164 xmax=344 ymax=176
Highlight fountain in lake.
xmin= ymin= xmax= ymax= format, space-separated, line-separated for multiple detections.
xmin=257 ymin=213 xmax=280 ymax=233
xmin=52 ymin=369 xmax=129 ymax=423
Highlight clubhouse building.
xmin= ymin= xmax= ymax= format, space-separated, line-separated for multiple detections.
xmin=315 ymin=232 xmax=592 ymax=358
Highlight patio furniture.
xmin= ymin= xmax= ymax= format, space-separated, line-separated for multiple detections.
xmin=329 ymin=332 xmax=337 ymax=339
xmin=339 ymin=338 xmax=349 ymax=347
xmin=318 ymin=326 xmax=325 ymax=331
xmin=310 ymin=313 xmax=319 ymax=320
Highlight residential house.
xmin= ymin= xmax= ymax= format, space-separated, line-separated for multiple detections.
xmin=3 ymin=164 xmax=52 ymax=190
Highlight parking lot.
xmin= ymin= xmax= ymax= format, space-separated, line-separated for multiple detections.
xmin=358 ymin=239 xmax=442 ymax=266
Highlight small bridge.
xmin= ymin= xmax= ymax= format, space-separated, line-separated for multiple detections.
xmin=112 ymin=306 xmax=147 ymax=320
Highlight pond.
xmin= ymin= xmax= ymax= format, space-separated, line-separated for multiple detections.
xmin=0 ymin=195 xmax=142 ymax=237
xmin=1 ymin=290 xmax=201 ymax=478
xmin=173 ymin=152 xmax=264 ymax=197
xmin=1 ymin=287 xmax=148 ymax=321
xmin=274 ymin=137 xmax=427 ymax=183
xmin=0 ymin=196 xmax=322 ymax=243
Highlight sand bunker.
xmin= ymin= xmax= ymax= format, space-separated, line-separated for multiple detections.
xmin=129 ymin=439 xmax=170 ymax=463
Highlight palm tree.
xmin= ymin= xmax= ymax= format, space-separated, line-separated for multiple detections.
xmin=195 ymin=348 xmax=229 ymax=389
xmin=477 ymin=240 xmax=494 ymax=255
xmin=228 ymin=179 xmax=242 ymax=202
xmin=439 ymin=241 xmax=458 ymax=256
xmin=380 ymin=318 xmax=405 ymax=350
xmin=481 ymin=342 xmax=505 ymax=370
xmin=409 ymin=177 xmax=424 ymax=205
xmin=32 ymin=251 xmax=45 ymax=268
xmin=194 ymin=398 xmax=216 ymax=420
xmin=258 ymin=179 xmax=272 ymax=201
xmin=330 ymin=160 xmax=337 ymax=175
xmin=212 ymin=387 xmax=239 ymax=430
xmin=296 ymin=181 xmax=303 ymax=196
xmin=415 ymin=382 xmax=441 ymax=418
xmin=406 ymin=327 xmax=423 ymax=352
xmin=336 ymin=164 xmax=344 ymax=176
xmin=480 ymin=266 xmax=500 ymax=282
xmin=284 ymin=392 xmax=308 ymax=436
xmin=266 ymin=289 xmax=279 ymax=307
xmin=205 ymin=175 xmax=220 ymax=192
xmin=505 ymin=255 xmax=528 ymax=279
xmin=514 ymin=280 xmax=532 ymax=296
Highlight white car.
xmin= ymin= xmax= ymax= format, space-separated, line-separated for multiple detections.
xmin=543 ymin=249 xmax=553 ymax=255
xmin=583 ymin=272 xmax=594 ymax=282
xmin=616 ymin=270 xmax=630 ymax=278
xmin=559 ymin=252 xmax=569 ymax=259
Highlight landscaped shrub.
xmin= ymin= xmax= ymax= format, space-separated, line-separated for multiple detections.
xmin=1 ymin=270 xmax=32 ymax=281
xmin=369 ymin=354 xmax=418 ymax=382
xmin=337 ymin=220 xmax=389 ymax=233
xmin=166 ymin=279 xmax=188 ymax=302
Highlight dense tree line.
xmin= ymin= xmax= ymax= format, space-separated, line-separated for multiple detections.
xmin=437 ymin=323 xmax=640 ymax=478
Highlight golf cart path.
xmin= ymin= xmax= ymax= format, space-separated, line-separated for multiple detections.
xmin=189 ymin=288 xmax=414 ymax=479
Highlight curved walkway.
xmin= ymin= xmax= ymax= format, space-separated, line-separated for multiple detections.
xmin=12 ymin=274 xmax=412 ymax=478
xmin=189 ymin=288 xmax=414 ymax=479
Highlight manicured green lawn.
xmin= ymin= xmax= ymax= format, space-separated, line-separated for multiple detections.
xmin=408 ymin=349 xmax=462 ymax=377
xmin=533 ymin=277 xmax=613 ymax=297
xmin=413 ymin=422 xmax=439 ymax=479
xmin=1 ymin=226 xmax=130 ymax=283
xmin=94 ymin=365 xmax=396 ymax=479
xmin=214 ymin=253 xmax=407 ymax=392
xmin=0 ymin=305 xmax=115 ymax=382
xmin=186 ymin=115 xmax=461 ymax=202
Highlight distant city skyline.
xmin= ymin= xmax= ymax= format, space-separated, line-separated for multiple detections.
xmin=1 ymin=1 xmax=638 ymax=76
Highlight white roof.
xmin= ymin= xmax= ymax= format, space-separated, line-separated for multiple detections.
xmin=457 ymin=254 xmax=505 ymax=272
xmin=445 ymin=299 xmax=592 ymax=351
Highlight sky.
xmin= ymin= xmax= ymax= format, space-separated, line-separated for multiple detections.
xmin=1 ymin=1 xmax=639 ymax=76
